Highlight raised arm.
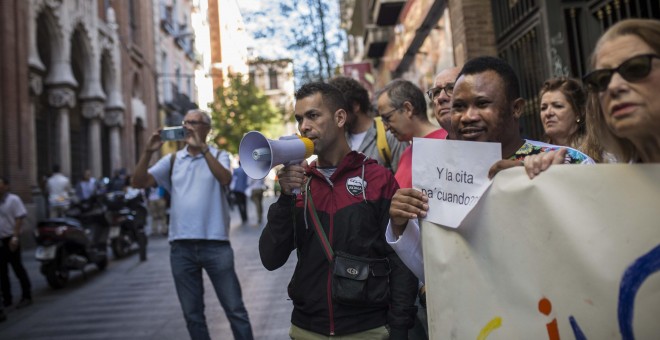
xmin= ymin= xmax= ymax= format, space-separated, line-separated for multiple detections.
xmin=132 ymin=130 xmax=162 ymax=189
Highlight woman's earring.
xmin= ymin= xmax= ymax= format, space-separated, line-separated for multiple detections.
xmin=576 ymin=118 xmax=582 ymax=124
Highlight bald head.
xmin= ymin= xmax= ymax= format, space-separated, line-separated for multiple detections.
xmin=431 ymin=66 xmax=460 ymax=130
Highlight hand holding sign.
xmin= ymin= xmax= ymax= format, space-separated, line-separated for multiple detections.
xmin=389 ymin=188 xmax=429 ymax=237
xmin=412 ymin=139 xmax=501 ymax=228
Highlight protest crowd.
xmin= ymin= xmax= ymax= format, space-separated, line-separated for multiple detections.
xmin=1 ymin=12 xmax=658 ymax=339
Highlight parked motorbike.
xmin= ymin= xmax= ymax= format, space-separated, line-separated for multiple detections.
xmin=34 ymin=196 xmax=109 ymax=289
xmin=105 ymin=190 xmax=148 ymax=261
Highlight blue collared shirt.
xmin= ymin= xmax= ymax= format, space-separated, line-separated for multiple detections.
xmin=149 ymin=146 xmax=232 ymax=241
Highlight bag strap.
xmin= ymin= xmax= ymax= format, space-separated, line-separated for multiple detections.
xmin=374 ymin=117 xmax=392 ymax=169
xmin=169 ymin=152 xmax=176 ymax=182
xmin=304 ymin=178 xmax=334 ymax=263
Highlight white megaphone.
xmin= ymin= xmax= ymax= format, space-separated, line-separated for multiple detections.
xmin=239 ymin=131 xmax=314 ymax=179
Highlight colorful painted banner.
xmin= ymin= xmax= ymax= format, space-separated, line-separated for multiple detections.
xmin=422 ymin=164 xmax=660 ymax=339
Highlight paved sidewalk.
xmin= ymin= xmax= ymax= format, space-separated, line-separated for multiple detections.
xmin=0 ymin=195 xmax=295 ymax=339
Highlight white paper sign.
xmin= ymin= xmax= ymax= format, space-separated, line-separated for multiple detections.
xmin=411 ymin=138 xmax=501 ymax=228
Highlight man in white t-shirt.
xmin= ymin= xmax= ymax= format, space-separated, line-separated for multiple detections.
xmin=46 ymin=164 xmax=72 ymax=218
xmin=0 ymin=177 xmax=32 ymax=309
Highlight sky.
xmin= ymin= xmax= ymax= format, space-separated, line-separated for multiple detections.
xmin=236 ymin=0 xmax=345 ymax=80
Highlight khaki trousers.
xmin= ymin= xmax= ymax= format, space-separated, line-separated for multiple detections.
xmin=289 ymin=324 xmax=389 ymax=340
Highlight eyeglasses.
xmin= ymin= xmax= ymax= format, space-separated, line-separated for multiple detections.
xmin=583 ymin=54 xmax=660 ymax=92
xmin=182 ymin=120 xmax=209 ymax=126
xmin=378 ymin=108 xmax=399 ymax=124
xmin=426 ymin=83 xmax=455 ymax=100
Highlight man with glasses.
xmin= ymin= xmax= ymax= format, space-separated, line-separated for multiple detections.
xmin=329 ymin=76 xmax=408 ymax=173
xmin=375 ymin=80 xmax=447 ymax=189
xmin=428 ymin=67 xmax=461 ymax=135
xmin=132 ymin=109 xmax=253 ymax=340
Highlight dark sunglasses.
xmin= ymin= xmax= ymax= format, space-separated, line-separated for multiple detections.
xmin=583 ymin=54 xmax=660 ymax=92
xmin=426 ymin=83 xmax=454 ymax=100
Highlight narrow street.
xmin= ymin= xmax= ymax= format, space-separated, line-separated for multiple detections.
xmin=0 ymin=196 xmax=295 ymax=339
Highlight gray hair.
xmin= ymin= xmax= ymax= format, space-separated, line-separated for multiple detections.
xmin=376 ymin=79 xmax=427 ymax=119
xmin=185 ymin=109 xmax=212 ymax=125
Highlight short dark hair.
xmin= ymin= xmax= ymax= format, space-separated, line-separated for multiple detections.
xmin=328 ymin=76 xmax=370 ymax=115
xmin=52 ymin=164 xmax=61 ymax=173
xmin=294 ymin=82 xmax=348 ymax=114
xmin=457 ymin=56 xmax=521 ymax=102
xmin=376 ymin=79 xmax=427 ymax=119
xmin=0 ymin=176 xmax=8 ymax=185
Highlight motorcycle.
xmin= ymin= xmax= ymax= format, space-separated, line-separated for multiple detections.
xmin=105 ymin=190 xmax=148 ymax=261
xmin=34 ymin=196 xmax=109 ymax=289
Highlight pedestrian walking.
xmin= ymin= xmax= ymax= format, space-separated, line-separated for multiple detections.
xmin=147 ymin=185 xmax=167 ymax=236
xmin=132 ymin=109 xmax=253 ymax=340
xmin=230 ymin=164 xmax=248 ymax=224
xmin=46 ymin=164 xmax=71 ymax=217
xmin=75 ymin=169 xmax=98 ymax=201
xmin=246 ymin=178 xmax=265 ymax=225
xmin=0 ymin=177 xmax=33 ymax=309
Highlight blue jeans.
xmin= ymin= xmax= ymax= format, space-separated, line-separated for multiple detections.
xmin=170 ymin=240 xmax=253 ymax=340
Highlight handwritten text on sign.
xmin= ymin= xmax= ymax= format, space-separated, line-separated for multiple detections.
xmin=411 ymin=138 xmax=501 ymax=228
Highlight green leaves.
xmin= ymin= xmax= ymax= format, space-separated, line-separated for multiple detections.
xmin=209 ymin=73 xmax=284 ymax=154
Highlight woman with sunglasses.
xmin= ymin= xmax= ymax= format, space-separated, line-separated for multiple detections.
xmin=524 ymin=19 xmax=660 ymax=178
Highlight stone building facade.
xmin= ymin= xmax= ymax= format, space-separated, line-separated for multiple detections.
xmin=248 ymin=58 xmax=297 ymax=135
xmin=0 ymin=0 xmax=159 ymax=225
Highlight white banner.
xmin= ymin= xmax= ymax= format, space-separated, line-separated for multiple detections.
xmin=422 ymin=164 xmax=660 ymax=339
xmin=412 ymin=139 xmax=501 ymax=228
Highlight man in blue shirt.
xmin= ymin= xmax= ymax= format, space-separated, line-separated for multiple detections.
xmin=133 ymin=109 xmax=253 ymax=340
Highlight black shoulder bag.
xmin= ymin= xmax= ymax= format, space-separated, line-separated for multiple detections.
xmin=304 ymin=179 xmax=391 ymax=307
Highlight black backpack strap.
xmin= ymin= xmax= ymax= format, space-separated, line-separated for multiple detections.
xmin=169 ymin=152 xmax=176 ymax=181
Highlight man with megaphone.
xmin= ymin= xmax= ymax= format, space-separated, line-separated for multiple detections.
xmin=259 ymin=82 xmax=418 ymax=339
xmin=132 ymin=109 xmax=254 ymax=340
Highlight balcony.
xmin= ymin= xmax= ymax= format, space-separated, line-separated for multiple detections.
xmin=365 ymin=26 xmax=392 ymax=58
xmin=372 ymin=0 xmax=405 ymax=26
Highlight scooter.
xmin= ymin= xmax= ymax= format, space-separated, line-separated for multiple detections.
xmin=105 ymin=190 xmax=148 ymax=261
xmin=34 ymin=196 xmax=109 ymax=289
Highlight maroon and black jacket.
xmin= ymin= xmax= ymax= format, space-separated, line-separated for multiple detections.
xmin=259 ymin=151 xmax=418 ymax=338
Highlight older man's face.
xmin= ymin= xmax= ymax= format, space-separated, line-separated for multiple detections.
xmin=182 ymin=111 xmax=211 ymax=142
xmin=430 ymin=67 xmax=460 ymax=130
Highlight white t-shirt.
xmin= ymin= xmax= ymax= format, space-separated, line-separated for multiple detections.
xmin=0 ymin=193 xmax=27 ymax=238
xmin=47 ymin=173 xmax=72 ymax=207
xmin=349 ymin=131 xmax=368 ymax=151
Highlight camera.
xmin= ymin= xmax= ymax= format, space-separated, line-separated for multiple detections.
xmin=160 ymin=126 xmax=187 ymax=141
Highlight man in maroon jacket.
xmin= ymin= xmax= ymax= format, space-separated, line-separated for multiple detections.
xmin=259 ymin=82 xmax=418 ymax=339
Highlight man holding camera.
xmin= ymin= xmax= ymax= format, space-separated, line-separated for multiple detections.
xmin=259 ymin=82 xmax=418 ymax=339
xmin=133 ymin=109 xmax=253 ymax=340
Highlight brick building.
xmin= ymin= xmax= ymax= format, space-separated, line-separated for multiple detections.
xmin=340 ymin=0 xmax=659 ymax=138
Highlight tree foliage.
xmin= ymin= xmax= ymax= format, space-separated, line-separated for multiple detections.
xmin=242 ymin=0 xmax=343 ymax=85
xmin=209 ymin=73 xmax=282 ymax=154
